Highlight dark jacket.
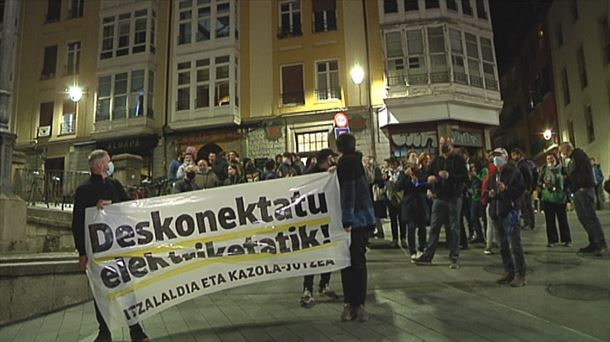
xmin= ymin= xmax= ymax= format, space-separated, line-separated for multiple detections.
xmin=212 ymin=159 xmax=229 ymax=182
xmin=262 ymin=169 xmax=278 ymax=180
xmin=337 ymin=151 xmax=375 ymax=229
xmin=488 ymin=163 xmax=525 ymax=220
xmin=71 ymin=174 xmax=129 ymax=256
xmin=277 ymin=162 xmax=296 ymax=178
xmin=516 ymin=159 xmax=534 ymax=190
xmin=395 ymin=171 xmax=429 ymax=224
xmin=566 ymin=148 xmax=596 ymax=192
xmin=223 ymin=175 xmax=245 ymax=185
xmin=172 ymin=178 xmax=201 ymax=194
xmin=305 ymin=164 xmax=326 ymax=174
xmin=428 ymin=153 xmax=467 ymax=199
xmin=195 ymin=170 xmax=218 ymax=189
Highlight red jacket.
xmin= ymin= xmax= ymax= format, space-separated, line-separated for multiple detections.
xmin=481 ymin=163 xmax=497 ymax=206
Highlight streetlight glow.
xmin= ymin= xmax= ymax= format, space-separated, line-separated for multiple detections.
xmin=68 ymin=85 xmax=83 ymax=102
xmin=350 ymin=66 xmax=365 ymax=85
xmin=543 ymin=129 xmax=552 ymax=141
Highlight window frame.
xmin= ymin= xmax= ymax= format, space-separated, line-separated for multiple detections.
xmin=99 ymin=9 xmax=156 ymax=60
xmin=315 ymin=60 xmax=341 ymax=101
xmin=279 ymin=0 xmax=302 ymax=37
xmin=280 ymin=63 xmax=305 ymax=106
xmin=66 ymin=41 xmax=81 ymax=75
xmin=576 ymin=46 xmax=588 ymax=89
xmin=95 ymin=69 xmax=154 ymax=122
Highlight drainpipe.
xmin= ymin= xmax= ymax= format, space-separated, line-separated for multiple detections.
xmin=162 ymin=0 xmax=174 ymax=177
xmin=361 ymin=0 xmax=376 ymax=158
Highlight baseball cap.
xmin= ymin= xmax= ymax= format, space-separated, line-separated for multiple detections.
xmin=317 ymin=148 xmax=338 ymax=161
xmin=492 ymin=148 xmax=508 ymax=157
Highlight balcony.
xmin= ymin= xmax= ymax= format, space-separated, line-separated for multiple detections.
xmin=59 ymin=122 xmax=75 ymax=135
xmin=281 ymin=91 xmax=305 ymax=106
xmin=315 ymin=88 xmax=341 ymax=101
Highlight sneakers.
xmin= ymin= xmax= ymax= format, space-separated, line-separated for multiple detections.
xmin=390 ymin=240 xmax=399 ymax=248
xmin=355 ymin=305 xmax=370 ymax=322
xmin=340 ymin=304 xmax=356 ymax=321
xmin=564 ymin=242 xmax=572 ymax=247
xmin=300 ymin=289 xmax=315 ymax=308
xmin=579 ymin=244 xmax=597 ymax=253
xmin=449 ymin=261 xmax=460 ymax=269
xmin=94 ymin=331 xmax=111 ymax=342
xmin=319 ymin=285 xmax=339 ymax=300
xmin=547 ymin=243 xmax=556 ymax=248
xmin=129 ymin=325 xmax=149 ymax=342
xmin=509 ymin=275 xmax=527 ymax=287
xmin=412 ymin=255 xmax=432 ymax=265
xmin=400 ymin=239 xmax=408 ymax=249
xmin=483 ymin=249 xmax=493 ymax=255
xmin=594 ymin=246 xmax=609 ymax=257
xmin=496 ymin=273 xmax=514 ymax=285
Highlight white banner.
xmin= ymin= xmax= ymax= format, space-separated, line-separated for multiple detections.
xmin=84 ymin=173 xmax=350 ymax=328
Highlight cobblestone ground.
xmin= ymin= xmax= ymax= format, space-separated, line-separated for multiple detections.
xmin=1 ymin=211 xmax=609 ymax=342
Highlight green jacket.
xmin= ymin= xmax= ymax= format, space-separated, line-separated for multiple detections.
xmin=540 ymin=164 xmax=567 ymax=204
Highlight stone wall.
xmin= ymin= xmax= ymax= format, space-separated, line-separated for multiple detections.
xmin=245 ymin=127 xmax=287 ymax=159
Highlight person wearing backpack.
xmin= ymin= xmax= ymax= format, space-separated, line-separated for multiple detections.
xmin=510 ymin=148 xmax=536 ymax=230
xmin=539 ymin=153 xmax=572 ymax=247
xmin=384 ymin=157 xmax=406 ymax=248
xmin=413 ymin=138 xmax=467 ymax=269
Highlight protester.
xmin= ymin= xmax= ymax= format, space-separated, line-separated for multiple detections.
xmin=591 ymin=158 xmax=605 ymax=210
xmin=262 ymin=159 xmax=279 ymax=180
xmin=168 ymin=152 xmax=183 ymax=181
xmin=172 ymin=165 xmax=201 ymax=194
xmin=71 ymin=150 xmax=149 ymax=342
xmin=364 ymin=156 xmax=386 ymax=239
xmin=384 ymin=157 xmax=406 ymax=248
xmin=558 ymin=142 xmax=608 ymax=256
xmin=395 ymin=157 xmax=428 ymax=259
xmin=336 ymin=133 xmax=375 ymax=322
xmin=195 ymin=159 xmax=218 ymax=189
xmin=413 ymin=138 xmax=467 ymax=269
xmin=300 ymin=148 xmax=340 ymax=307
xmin=209 ymin=152 xmax=229 ymax=183
xmin=291 ymin=152 xmax=306 ymax=175
xmin=540 ymin=153 xmax=572 ymax=247
xmin=277 ymin=152 xmax=296 ymax=177
xmin=488 ymin=148 xmax=527 ymax=287
xmin=481 ymin=151 xmax=497 ymax=255
xmin=510 ymin=148 xmax=536 ymax=230
xmin=458 ymin=148 xmax=473 ymax=249
xmin=243 ymin=158 xmax=262 ymax=182
xmin=224 ymin=163 xmax=245 ymax=185
xmin=176 ymin=152 xmax=195 ymax=180
xmin=305 ymin=155 xmax=317 ymax=174
xmin=468 ymin=160 xmax=486 ymax=244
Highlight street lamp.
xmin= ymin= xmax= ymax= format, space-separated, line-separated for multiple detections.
xmin=68 ymin=85 xmax=83 ymax=102
xmin=350 ymin=66 xmax=365 ymax=85
xmin=543 ymin=129 xmax=553 ymax=141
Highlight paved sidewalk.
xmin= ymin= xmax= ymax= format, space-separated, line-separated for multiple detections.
xmin=1 ymin=211 xmax=609 ymax=342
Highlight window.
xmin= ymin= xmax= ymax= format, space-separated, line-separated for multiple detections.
xmin=96 ymin=70 xmax=154 ymax=121
xmin=406 ymin=29 xmax=426 ymax=84
xmin=461 ymin=0 xmax=472 ymax=16
xmin=41 ymin=45 xmax=57 ymax=79
xmin=480 ymin=37 xmax=497 ymax=90
xmin=281 ymin=64 xmax=304 ymax=105
xmin=385 ymin=31 xmax=405 ymax=86
xmin=576 ymin=46 xmax=588 ymax=88
xmin=567 ymin=120 xmax=575 ymax=145
xmin=428 ymin=27 xmax=448 ymax=83
xmin=61 ymin=100 xmax=76 ymax=135
xmin=313 ymin=0 xmax=336 ymax=32
xmin=465 ymin=33 xmax=482 ymax=87
xmin=197 ymin=2 xmax=211 ymax=42
xmin=475 ymin=0 xmax=486 ymax=19
xmin=216 ymin=1 xmax=230 ymax=38
xmin=178 ymin=0 xmax=193 ymax=44
xmin=68 ymin=0 xmax=84 ymax=19
xmin=147 ymin=70 xmax=154 ymax=117
xmin=46 ymin=0 xmax=61 ymax=22
xmin=447 ymin=0 xmax=457 ymax=11
xmin=196 ymin=59 xmax=210 ymax=108
xmin=66 ymin=42 xmax=80 ymax=75
xmin=296 ymin=131 xmax=328 ymax=153
xmin=177 ymin=62 xmax=191 ymax=110
xmin=450 ymin=29 xmax=467 ymax=84
xmin=584 ymin=104 xmax=595 ymax=143
xmin=39 ymin=102 xmax=54 ymax=136
xmin=425 ymin=0 xmax=439 ymax=9
xmin=561 ymin=67 xmax=570 ymax=105
xmin=175 ymin=55 xmax=235 ymax=111
xmin=569 ymin=0 xmax=578 ymax=23
xmin=279 ymin=0 xmax=302 ymax=37
xmin=383 ymin=0 xmax=398 ymax=14
xmin=215 ymin=55 xmax=230 ymax=106
xmin=316 ymin=60 xmax=340 ymax=100
xmin=100 ymin=10 xmax=155 ymax=59
xmin=600 ymin=17 xmax=609 ymax=65
xmin=556 ymin=22 xmax=563 ymax=47
xmin=405 ymin=0 xmax=418 ymax=11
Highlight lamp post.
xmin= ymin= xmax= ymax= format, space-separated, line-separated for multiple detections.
xmin=66 ymin=85 xmax=83 ymax=134
xmin=350 ymin=65 xmax=365 ymax=105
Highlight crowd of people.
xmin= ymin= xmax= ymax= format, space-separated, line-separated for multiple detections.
xmin=74 ymin=134 xmax=609 ymax=341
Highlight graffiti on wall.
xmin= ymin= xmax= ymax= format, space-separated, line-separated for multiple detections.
xmin=451 ymin=130 xmax=483 ymax=147
xmin=390 ymin=131 xmax=438 ymax=157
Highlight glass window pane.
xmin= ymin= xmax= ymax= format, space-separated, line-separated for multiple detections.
xmin=115 ymin=73 xmax=128 ymax=94
xmin=178 ymin=71 xmax=190 ymax=85
xmin=131 ymin=70 xmax=145 ymax=91
xmin=216 ymin=65 xmax=229 ymax=79
xmin=386 ymin=32 xmax=403 ymax=57
xmin=99 ymin=76 xmax=111 ymax=97
xmin=196 ymin=85 xmax=210 ymax=108
xmin=197 ymin=69 xmax=209 ymax=82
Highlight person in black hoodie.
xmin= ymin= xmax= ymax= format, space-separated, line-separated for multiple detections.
xmin=487 ymin=148 xmax=527 ymax=287
xmin=559 ymin=142 xmax=608 ymax=256
xmin=413 ymin=138 xmax=467 ymax=269
xmin=299 ymin=148 xmax=340 ymax=308
xmin=71 ymin=150 xmax=149 ymax=342
xmin=336 ymin=134 xmax=376 ymax=322
xmin=395 ymin=159 xmax=429 ymax=259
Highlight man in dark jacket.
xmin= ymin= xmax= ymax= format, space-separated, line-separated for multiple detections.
xmin=559 ymin=143 xmax=608 ymax=256
xmin=262 ymin=159 xmax=279 ymax=180
xmin=209 ymin=152 xmax=228 ymax=183
xmin=172 ymin=165 xmax=201 ymax=193
xmin=300 ymin=148 xmax=340 ymax=307
xmin=510 ymin=148 xmax=536 ymax=230
xmin=488 ymin=148 xmax=527 ymax=287
xmin=413 ymin=138 xmax=467 ymax=269
xmin=71 ymin=150 xmax=149 ymax=342
xmin=336 ymin=134 xmax=375 ymax=322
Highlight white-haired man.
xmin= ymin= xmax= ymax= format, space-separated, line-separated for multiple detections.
xmin=71 ymin=149 xmax=149 ymax=342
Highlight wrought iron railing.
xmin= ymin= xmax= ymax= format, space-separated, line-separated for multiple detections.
xmin=12 ymin=169 xmax=90 ymax=210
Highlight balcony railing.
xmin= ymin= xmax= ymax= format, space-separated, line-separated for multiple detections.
xmin=469 ymin=75 xmax=484 ymax=88
xmin=484 ymin=78 xmax=499 ymax=91
xmin=60 ymin=122 xmax=75 ymax=135
xmin=315 ymin=88 xmax=341 ymax=101
xmin=281 ymin=91 xmax=305 ymax=106
xmin=430 ymin=71 xmax=450 ymax=83
xmin=453 ymin=72 xmax=468 ymax=85
xmin=12 ymin=169 xmax=90 ymax=210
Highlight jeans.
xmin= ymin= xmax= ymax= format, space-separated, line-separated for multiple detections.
xmin=422 ymin=196 xmax=462 ymax=262
xmin=542 ymin=201 xmax=571 ymax=244
xmin=517 ymin=190 xmax=535 ymax=229
xmin=303 ymin=273 xmax=331 ymax=292
xmin=494 ymin=210 xmax=526 ymax=277
xmin=388 ymin=204 xmax=406 ymax=241
xmin=470 ymin=201 xmax=484 ymax=240
xmin=341 ymin=228 xmax=369 ymax=307
xmin=485 ymin=205 xmax=495 ymax=250
xmin=407 ymin=221 xmax=427 ymax=255
xmin=573 ymin=188 xmax=607 ymax=247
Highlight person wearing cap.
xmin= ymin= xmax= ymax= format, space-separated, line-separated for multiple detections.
xmin=487 ymin=147 xmax=528 ymax=287
xmin=299 ymin=148 xmax=340 ymax=307
xmin=412 ymin=138 xmax=467 ymax=269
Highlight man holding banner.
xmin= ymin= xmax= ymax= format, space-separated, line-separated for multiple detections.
xmin=72 ymin=150 xmax=149 ymax=342
xmin=336 ymin=133 xmax=376 ymax=322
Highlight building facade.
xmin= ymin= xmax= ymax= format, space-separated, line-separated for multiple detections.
xmin=547 ymin=0 xmax=610 ymax=178
xmin=377 ymin=0 xmax=502 ymax=158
